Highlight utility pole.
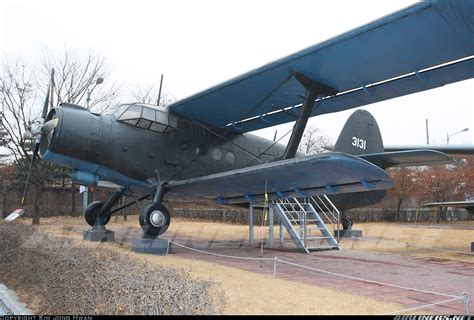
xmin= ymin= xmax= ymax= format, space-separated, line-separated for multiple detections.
xmin=425 ymin=119 xmax=429 ymax=145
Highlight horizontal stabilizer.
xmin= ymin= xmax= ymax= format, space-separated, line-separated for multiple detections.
xmin=385 ymin=145 xmax=474 ymax=155
xmin=421 ymin=201 xmax=474 ymax=208
xmin=360 ymin=150 xmax=453 ymax=169
xmin=420 ymin=201 xmax=474 ymax=214
xmin=167 ymin=153 xmax=393 ymax=204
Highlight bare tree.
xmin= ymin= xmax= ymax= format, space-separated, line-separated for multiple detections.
xmin=387 ymin=167 xmax=418 ymax=217
xmin=41 ymin=48 xmax=120 ymax=113
xmin=298 ymin=126 xmax=331 ymax=155
xmin=0 ymin=59 xmax=56 ymax=224
xmin=130 ymin=84 xmax=176 ymax=107
xmin=41 ymin=49 xmax=123 ymax=217
xmin=416 ymin=164 xmax=466 ymax=223
xmin=0 ymin=50 xmax=121 ymax=224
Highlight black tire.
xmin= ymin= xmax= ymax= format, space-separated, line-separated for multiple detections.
xmin=84 ymin=201 xmax=111 ymax=227
xmin=341 ymin=215 xmax=353 ymax=230
xmin=139 ymin=203 xmax=171 ymax=237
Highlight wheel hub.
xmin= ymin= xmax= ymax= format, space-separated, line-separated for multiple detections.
xmin=150 ymin=210 xmax=166 ymax=227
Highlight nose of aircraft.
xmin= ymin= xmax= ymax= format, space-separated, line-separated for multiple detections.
xmin=38 ymin=107 xmax=61 ymax=157
xmin=38 ymin=103 xmax=108 ymax=164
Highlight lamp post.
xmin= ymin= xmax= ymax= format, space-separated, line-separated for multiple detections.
xmin=86 ymin=77 xmax=104 ymax=109
xmin=83 ymin=77 xmax=104 ymax=212
xmin=446 ymin=128 xmax=469 ymax=144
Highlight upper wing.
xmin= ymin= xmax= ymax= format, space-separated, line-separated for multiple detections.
xmin=169 ymin=0 xmax=474 ymax=132
xmin=167 ymin=152 xmax=393 ymax=204
xmin=360 ymin=150 xmax=454 ymax=169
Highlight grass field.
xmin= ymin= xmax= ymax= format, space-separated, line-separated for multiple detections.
xmin=12 ymin=215 xmax=472 ymax=314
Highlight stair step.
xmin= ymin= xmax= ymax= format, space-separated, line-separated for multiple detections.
xmin=274 ymin=197 xmax=342 ymax=253
xmin=305 ymin=236 xmax=331 ymax=240
xmin=307 ymin=245 xmax=340 ymax=250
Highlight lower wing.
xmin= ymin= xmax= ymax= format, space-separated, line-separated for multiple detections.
xmin=167 ymin=152 xmax=393 ymax=204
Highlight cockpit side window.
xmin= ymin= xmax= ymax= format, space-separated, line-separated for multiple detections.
xmin=113 ymin=105 xmax=128 ymax=118
xmin=120 ymin=105 xmax=142 ymax=120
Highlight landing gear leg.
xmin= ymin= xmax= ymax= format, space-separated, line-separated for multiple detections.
xmin=139 ymin=184 xmax=170 ymax=237
xmin=341 ymin=212 xmax=353 ymax=230
xmin=84 ymin=187 xmax=127 ymax=229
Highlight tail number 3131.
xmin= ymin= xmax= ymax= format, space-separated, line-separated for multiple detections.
xmin=352 ymin=137 xmax=367 ymax=150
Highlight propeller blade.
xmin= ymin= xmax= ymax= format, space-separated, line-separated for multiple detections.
xmin=41 ymin=84 xmax=50 ymax=119
xmin=41 ymin=70 xmax=54 ymax=119
xmin=20 ymin=142 xmax=40 ymax=205
xmin=21 ymin=69 xmax=54 ymax=206
xmin=42 ymin=118 xmax=58 ymax=134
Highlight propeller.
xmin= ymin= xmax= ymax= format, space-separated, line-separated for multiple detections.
xmin=20 ymin=70 xmax=55 ymax=205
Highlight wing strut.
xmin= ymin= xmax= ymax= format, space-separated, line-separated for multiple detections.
xmin=282 ymin=72 xmax=337 ymax=159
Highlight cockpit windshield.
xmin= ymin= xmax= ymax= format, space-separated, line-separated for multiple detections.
xmin=113 ymin=103 xmax=177 ymax=133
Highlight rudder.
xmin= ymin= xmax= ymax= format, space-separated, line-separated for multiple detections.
xmin=333 ymin=109 xmax=383 ymax=155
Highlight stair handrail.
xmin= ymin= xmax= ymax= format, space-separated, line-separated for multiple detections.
xmin=292 ymin=197 xmax=309 ymax=246
xmin=320 ymin=195 xmax=341 ymax=243
xmin=310 ymin=195 xmax=339 ymax=224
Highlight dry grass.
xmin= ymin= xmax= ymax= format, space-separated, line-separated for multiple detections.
xmin=14 ymin=216 xmax=469 ymax=314
xmin=342 ymin=222 xmax=474 ymax=263
xmin=0 ymin=222 xmax=224 ymax=315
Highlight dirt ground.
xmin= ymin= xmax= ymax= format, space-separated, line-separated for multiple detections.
xmin=12 ymin=216 xmax=474 ymax=314
xmin=105 ymin=216 xmax=473 ymax=262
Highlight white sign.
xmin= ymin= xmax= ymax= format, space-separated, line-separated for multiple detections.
xmin=5 ymin=209 xmax=25 ymax=222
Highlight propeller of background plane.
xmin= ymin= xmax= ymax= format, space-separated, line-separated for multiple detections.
xmin=20 ymin=70 xmax=58 ymax=205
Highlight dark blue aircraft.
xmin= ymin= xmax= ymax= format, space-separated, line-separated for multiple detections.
xmin=24 ymin=0 xmax=474 ymax=236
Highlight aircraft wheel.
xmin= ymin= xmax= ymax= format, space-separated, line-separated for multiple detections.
xmin=341 ymin=215 xmax=353 ymax=230
xmin=84 ymin=201 xmax=111 ymax=227
xmin=140 ymin=203 xmax=171 ymax=237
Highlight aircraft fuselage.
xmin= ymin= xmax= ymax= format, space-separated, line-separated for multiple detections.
xmin=40 ymin=104 xmax=384 ymax=211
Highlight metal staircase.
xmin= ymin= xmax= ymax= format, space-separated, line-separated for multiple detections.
xmin=273 ymin=195 xmax=341 ymax=253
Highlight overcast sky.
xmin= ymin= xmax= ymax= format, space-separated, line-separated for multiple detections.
xmin=1 ymin=0 xmax=473 ymax=146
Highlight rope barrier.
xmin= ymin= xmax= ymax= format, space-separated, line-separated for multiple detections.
xmin=383 ymin=297 xmax=463 ymax=315
xmin=169 ymin=240 xmax=461 ymax=299
xmin=275 ymin=259 xmax=460 ymax=299
xmin=169 ymin=240 xmax=274 ymax=261
xmin=168 ymin=239 xmax=470 ymax=314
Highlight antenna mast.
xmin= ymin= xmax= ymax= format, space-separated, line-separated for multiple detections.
xmin=157 ymin=74 xmax=164 ymax=106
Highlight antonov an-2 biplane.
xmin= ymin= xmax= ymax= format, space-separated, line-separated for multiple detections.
xmin=24 ymin=0 xmax=473 ymax=236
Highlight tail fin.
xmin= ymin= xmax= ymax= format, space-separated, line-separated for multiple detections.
xmin=333 ymin=109 xmax=383 ymax=155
